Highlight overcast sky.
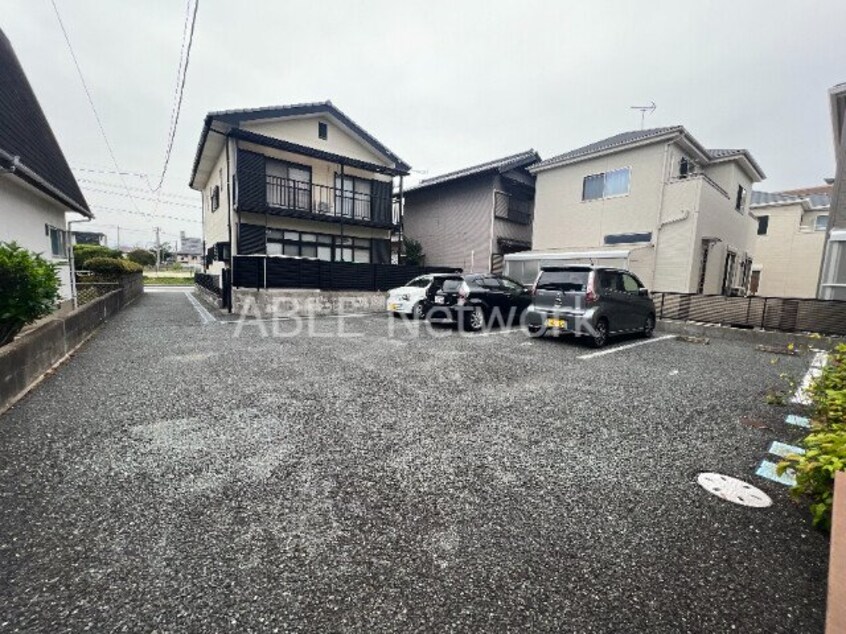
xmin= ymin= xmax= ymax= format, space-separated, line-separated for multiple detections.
xmin=4 ymin=0 xmax=845 ymax=248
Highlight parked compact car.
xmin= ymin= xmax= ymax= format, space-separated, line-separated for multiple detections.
xmin=525 ymin=265 xmax=655 ymax=347
xmin=426 ymin=273 xmax=532 ymax=331
xmin=386 ymin=275 xmax=438 ymax=319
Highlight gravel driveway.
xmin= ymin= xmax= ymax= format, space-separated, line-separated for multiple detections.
xmin=0 ymin=290 xmax=829 ymax=632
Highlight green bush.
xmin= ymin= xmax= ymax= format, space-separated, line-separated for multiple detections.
xmin=779 ymin=344 xmax=846 ymax=530
xmin=0 ymin=242 xmax=60 ymax=346
xmin=126 ymin=248 xmax=156 ymax=267
xmin=74 ymin=244 xmax=122 ymax=269
xmin=84 ymin=257 xmax=143 ymax=276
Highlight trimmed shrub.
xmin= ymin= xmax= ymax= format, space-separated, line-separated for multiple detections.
xmin=779 ymin=344 xmax=846 ymax=530
xmin=84 ymin=257 xmax=143 ymax=276
xmin=0 ymin=242 xmax=60 ymax=346
xmin=126 ymin=249 xmax=156 ymax=267
xmin=74 ymin=244 xmax=122 ymax=269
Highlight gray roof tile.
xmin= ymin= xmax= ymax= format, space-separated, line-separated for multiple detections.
xmin=406 ymin=150 xmax=540 ymax=192
xmin=532 ymin=127 xmax=682 ymax=169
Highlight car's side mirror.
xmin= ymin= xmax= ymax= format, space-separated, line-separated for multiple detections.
xmin=638 ymin=288 xmax=650 ymax=297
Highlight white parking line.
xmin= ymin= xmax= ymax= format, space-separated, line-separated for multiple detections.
xmin=470 ymin=327 xmax=524 ymax=338
xmin=184 ymin=291 xmax=217 ymax=325
xmin=577 ymin=335 xmax=676 ymax=360
xmin=791 ymin=350 xmax=828 ymax=405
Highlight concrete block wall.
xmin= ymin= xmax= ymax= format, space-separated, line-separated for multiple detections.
xmin=232 ymin=288 xmax=387 ymax=317
xmin=0 ymin=277 xmax=142 ymax=413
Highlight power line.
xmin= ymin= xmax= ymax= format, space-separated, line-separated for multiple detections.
xmin=153 ymin=0 xmax=199 ymax=191
xmin=77 ymin=177 xmax=197 ymax=201
xmin=49 ymin=0 xmax=143 ymax=214
xmin=89 ymin=204 xmax=202 ymax=224
xmin=83 ymin=187 xmax=201 ymax=209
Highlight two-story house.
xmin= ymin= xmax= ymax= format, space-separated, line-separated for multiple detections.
xmin=189 ymin=101 xmax=410 ymax=296
xmin=0 ymin=27 xmax=92 ymax=311
xmin=749 ymin=186 xmax=831 ymax=298
xmin=401 ymin=150 xmax=540 ymax=274
xmin=821 ymin=83 xmax=846 ymax=300
xmin=503 ymin=127 xmax=765 ymax=295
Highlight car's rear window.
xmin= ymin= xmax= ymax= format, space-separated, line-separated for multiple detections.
xmin=441 ymin=278 xmax=464 ymax=293
xmin=536 ymin=269 xmax=590 ymax=292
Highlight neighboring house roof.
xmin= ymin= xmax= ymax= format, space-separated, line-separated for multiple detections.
xmin=751 ymin=188 xmax=831 ymax=211
xmin=531 ymin=126 xmax=765 ymax=181
xmin=189 ymin=101 xmax=410 ymax=188
xmin=0 ymin=28 xmax=90 ymax=217
xmin=781 ymin=184 xmax=834 ymax=197
xmin=404 ymin=150 xmax=540 ymax=193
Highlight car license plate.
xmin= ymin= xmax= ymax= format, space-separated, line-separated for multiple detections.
xmin=388 ymin=303 xmax=398 ymax=311
xmin=434 ymin=296 xmax=445 ymax=304
xmin=546 ymin=317 xmax=567 ymax=329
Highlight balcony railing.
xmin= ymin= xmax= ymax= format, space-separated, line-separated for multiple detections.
xmin=266 ymin=175 xmax=381 ymax=222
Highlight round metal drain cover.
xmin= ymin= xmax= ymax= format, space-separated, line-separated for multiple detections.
xmin=697 ymin=472 xmax=772 ymax=508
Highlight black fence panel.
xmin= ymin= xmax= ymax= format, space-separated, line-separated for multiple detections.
xmin=232 ymin=256 xmax=458 ymax=293
xmin=653 ymin=291 xmax=846 ymax=337
xmin=194 ymin=273 xmax=221 ymax=297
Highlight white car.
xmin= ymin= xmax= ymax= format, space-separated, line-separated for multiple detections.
xmin=386 ymin=275 xmax=434 ymax=319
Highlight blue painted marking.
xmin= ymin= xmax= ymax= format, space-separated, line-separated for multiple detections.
xmin=768 ymin=441 xmax=805 ymax=458
xmin=755 ymin=460 xmax=796 ymax=487
xmin=785 ymin=414 xmax=810 ymax=428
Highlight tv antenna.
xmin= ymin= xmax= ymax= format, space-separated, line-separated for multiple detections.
xmin=630 ymin=101 xmax=656 ymax=129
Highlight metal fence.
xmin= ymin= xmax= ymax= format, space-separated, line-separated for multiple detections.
xmin=653 ymin=291 xmax=846 ymax=337
xmin=194 ymin=272 xmax=222 ymax=297
xmin=231 ymin=256 xmax=459 ymax=292
xmin=76 ymin=282 xmax=120 ymax=306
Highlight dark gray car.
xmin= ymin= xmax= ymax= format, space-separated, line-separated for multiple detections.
xmin=525 ymin=265 xmax=656 ymax=347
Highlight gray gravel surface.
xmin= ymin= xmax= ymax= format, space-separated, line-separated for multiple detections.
xmin=0 ymin=291 xmax=829 ymax=632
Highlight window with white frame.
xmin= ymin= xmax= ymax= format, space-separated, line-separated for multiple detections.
xmin=735 ymin=185 xmax=747 ymax=213
xmin=582 ymin=168 xmax=630 ymax=201
xmin=815 ymin=214 xmax=829 ymax=231
xmin=46 ymin=224 xmax=67 ymax=259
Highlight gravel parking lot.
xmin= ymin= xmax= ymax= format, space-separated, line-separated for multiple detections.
xmin=0 ymin=290 xmax=830 ymax=632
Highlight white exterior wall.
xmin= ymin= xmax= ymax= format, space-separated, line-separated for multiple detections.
xmin=532 ymin=142 xmax=668 ymax=250
xmin=0 ymin=176 xmax=73 ymax=302
xmin=242 ymin=116 xmax=392 ymax=170
xmin=751 ymin=203 xmax=827 ymax=298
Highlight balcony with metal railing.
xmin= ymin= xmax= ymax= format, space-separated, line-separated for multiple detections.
xmin=237 ymin=170 xmax=397 ymax=228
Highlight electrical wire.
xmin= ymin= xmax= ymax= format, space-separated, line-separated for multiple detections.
xmin=90 ymin=204 xmax=202 ymax=224
xmin=153 ymin=0 xmax=199 ymax=191
xmin=82 ymin=187 xmax=201 ymax=209
xmin=49 ymin=0 xmax=143 ymax=214
xmin=76 ymin=178 xmax=198 ymax=201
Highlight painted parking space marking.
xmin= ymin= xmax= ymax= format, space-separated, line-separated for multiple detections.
xmin=184 ymin=291 xmax=217 ymax=325
xmin=577 ymin=335 xmax=675 ymax=360
xmin=791 ymin=350 xmax=828 ymax=405
xmin=768 ymin=441 xmax=805 ymax=459
xmin=785 ymin=414 xmax=811 ymax=428
xmin=755 ymin=460 xmax=797 ymax=487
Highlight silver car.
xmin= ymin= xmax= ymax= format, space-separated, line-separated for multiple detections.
xmin=525 ymin=265 xmax=656 ymax=347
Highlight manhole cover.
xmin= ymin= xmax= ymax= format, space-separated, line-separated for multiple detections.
xmin=697 ymin=472 xmax=772 ymax=508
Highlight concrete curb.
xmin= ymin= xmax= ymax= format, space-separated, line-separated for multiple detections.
xmin=657 ymin=319 xmax=842 ymax=350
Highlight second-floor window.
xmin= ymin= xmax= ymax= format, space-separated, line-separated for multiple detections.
xmin=266 ymin=159 xmax=312 ymax=210
xmin=735 ymin=185 xmax=747 ymax=213
xmin=582 ymin=167 xmax=630 ymax=201
xmin=210 ymin=185 xmax=220 ymax=211
xmin=815 ymin=214 xmax=829 ymax=231
xmin=757 ymin=215 xmax=769 ymax=235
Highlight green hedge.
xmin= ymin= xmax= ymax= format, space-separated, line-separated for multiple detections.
xmin=0 ymin=242 xmax=60 ymax=346
xmin=84 ymin=257 xmax=143 ymax=276
xmin=779 ymin=344 xmax=846 ymax=530
xmin=73 ymin=244 xmax=123 ymax=269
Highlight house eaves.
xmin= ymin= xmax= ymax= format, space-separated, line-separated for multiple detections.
xmin=0 ymin=28 xmax=91 ymax=217
xmin=189 ymin=101 xmax=410 ymax=189
xmin=404 ymin=150 xmax=540 ymax=194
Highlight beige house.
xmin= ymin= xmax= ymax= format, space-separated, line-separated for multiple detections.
xmin=748 ymin=187 xmax=831 ymax=298
xmin=189 ymin=101 xmax=410 ymax=291
xmin=505 ymin=127 xmax=765 ymax=295
xmin=821 ymin=83 xmax=846 ymax=300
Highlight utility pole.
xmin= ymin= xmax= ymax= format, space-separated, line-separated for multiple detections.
xmin=154 ymin=226 xmax=161 ymax=274
xmin=116 ymin=226 xmax=120 ymax=251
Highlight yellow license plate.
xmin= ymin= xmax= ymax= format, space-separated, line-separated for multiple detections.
xmin=546 ymin=318 xmax=567 ymax=329
xmin=388 ymin=303 xmax=398 ymax=311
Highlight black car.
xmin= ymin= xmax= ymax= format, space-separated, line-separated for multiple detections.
xmin=425 ymin=273 xmax=532 ymax=331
